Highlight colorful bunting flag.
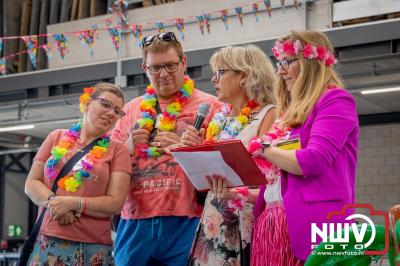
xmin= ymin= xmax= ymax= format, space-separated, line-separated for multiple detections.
xmin=175 ymin=18 xmax=185 ymax=40
xmin=0 ymin=39 xmax=3 ymax=75
xmin=0 ymin=58 xmax=5 ymax=75
xmin=220 ymin=10 xmax=229 ymax=31
xmin=204 ymin=14 xmax=212 ymax=34
xmin=111 ymin=0 xmax=129 ymax=24
xmin=114 ymin=0 xmax=128 ymax=9
xmin=41 ymin=44 xmax=53 ymax=61
xmin=252 ymin=3 xmax=260 ymax=22
xmin=79 ymin=26 xmax=98 ymax=57
xmin=235 ymin=7 xmax=244 ymax=26
xmin=264 ymin=0 xmax=272 ymax=17
xmin=53 ymin=33 xmax=69 ymax=59
xmin=130 ymin=24 xmax=143 ymax=47
xmin=156 ymin=22 xmax=165 ymax=33
xmin=196 ymin=16 xmax=205 ymax=35
xmin=22 ymin=36 xmax=38 ymax=68
xmin=105 ymin=18 xmax=120 ymax=51
xmin=0 ymin=1 xmax=309 ymax=66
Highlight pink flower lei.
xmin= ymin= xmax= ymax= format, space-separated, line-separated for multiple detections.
xmin=272 ymin=40 xmax=337 ymax=67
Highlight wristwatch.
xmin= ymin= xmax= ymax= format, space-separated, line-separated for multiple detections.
xmin=262 ymin=142 xmax=271 ymax=153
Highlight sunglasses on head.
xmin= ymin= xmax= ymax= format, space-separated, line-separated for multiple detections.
xmin=142 ymin=32 xmax=177 ymax=48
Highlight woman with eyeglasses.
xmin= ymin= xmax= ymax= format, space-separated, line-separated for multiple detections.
xmin=181 ymin=45 xmax=276 ymax=266
xmin=249 ymin=30 xmax=358 ymax=265
xmin=24 ymin=82 xmax=131 ymax=265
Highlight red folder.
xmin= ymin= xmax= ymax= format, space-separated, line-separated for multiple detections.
xmin=171 ymin=140 xmax=266 ymax=187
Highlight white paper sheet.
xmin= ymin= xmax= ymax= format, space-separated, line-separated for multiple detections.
xmin=171 ymin=151 xmax=244 ymax=190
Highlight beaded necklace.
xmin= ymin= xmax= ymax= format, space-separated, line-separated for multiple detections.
xmin=135 ymin=76 xmax=194 ymax=158
xmin=45 ymin=87 xmax=111 ymax=193
xmin=205 ymin=100 xmax=258 ymax=143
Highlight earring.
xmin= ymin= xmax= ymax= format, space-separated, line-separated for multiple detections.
xmin=240 ymin=81 xmax=245 ymax=88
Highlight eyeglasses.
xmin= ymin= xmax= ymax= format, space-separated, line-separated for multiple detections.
xmin=145 ymin=60 xmax=181 ymax=75
xmin=95 ymin=97 xmax=125 ymax=118
xmin=276 ymin=58 xmax=298 ymax=70
xmin=213 ymin=69 xmax=232 ymax=81
xmin=142 ymin=32 xmax=177 ymax=48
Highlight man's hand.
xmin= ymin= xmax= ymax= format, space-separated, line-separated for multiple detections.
xmin=181 ymin=126 xmax=205 ymax=146
xmin=152 ymin=131 xmax=181 ymax=148
xmin=162 ymin=142 xmax=187 ymax=154
xmin=131 ymin=129 xmax=150 ymax=146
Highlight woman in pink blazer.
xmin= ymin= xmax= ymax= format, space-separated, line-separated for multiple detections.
xmin=252 ymin=30 xmax=359 ymax=264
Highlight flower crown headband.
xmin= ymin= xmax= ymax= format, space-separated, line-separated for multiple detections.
xmin=272 ymin=40 xmax=337 ymax=67
xmin=79 ymin=87 xmax=95 ymax=113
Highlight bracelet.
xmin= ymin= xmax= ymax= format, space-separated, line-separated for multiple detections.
xmin=82 ymin=197 xmax=88 ymax=215
xmin=47 ymin=193 xmax=55 ymax=201
xmin=75 ymin=197 xmax=83 ymax=218
xmin=227 ymin=187 xmax=249 ymax=211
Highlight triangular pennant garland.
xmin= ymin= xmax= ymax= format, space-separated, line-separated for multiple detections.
xmin=131 ymin=24 xmax=143 ymax=47
xmin=156 ymin=22 xmax=165 ymax=33
xmin=220 ymin=10 xmax=229 ymax=31
xmin=204 ymin=14 xmax=212 ymax=34
xmin=22 ymin=36 xmax=38 ymax=68
xmin=53 ymin=33 xmax=69 ymax=59
xmin=110 ymin=0 xmax=128 ymax=26
xmin=0 ymin=1 xmax=308 ymax=68
xmin=264 ymin=0 xmax=272 ymax=17
xmin=235 ymin=7 xmax=244 ymax=26
xmin=41 ymin=43 xmax=53 ymax=61
xmin=104 ymin=18 xmax=120 ymax=51
xmin=0 ymin=58 xmax=5 ymax=75
xmin=252 ymin=3 xmax=260 ymax=22
xmin=196 ymin=16 xmax=205 ymax=35
xmin=175 ymin=18 xmax=185 ymax=40
xmin=79 ymin=26 xmax=98 ymax=57
xmin=0 ymin=38 xmax=4 ymax=75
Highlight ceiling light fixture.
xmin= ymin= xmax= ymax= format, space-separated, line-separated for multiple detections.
xmin=361 ymin=87 xmax=400 ymax=95
xmin=0 ymin=125 xmax=35 ymax=133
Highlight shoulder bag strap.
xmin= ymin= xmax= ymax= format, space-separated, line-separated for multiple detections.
xmin=18 ymin=137 xmax=100 ymax=266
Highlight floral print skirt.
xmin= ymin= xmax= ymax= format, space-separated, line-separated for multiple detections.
xmin=189 ymin=192 xmax=254 ymax=266
xmin=28 ymin=233 xmax=113 ymax=266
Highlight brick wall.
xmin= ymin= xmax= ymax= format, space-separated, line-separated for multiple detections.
xmin=356 ymin=123 xmax=400 ymax=220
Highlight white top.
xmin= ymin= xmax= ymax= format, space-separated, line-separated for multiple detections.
xmin=236 ymin=104 xmax=275 ymax=145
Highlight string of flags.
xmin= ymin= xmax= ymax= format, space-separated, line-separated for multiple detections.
xmin=0 ymin=0 xmax=300 ymax=76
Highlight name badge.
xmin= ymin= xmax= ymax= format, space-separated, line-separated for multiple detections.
xmin=276 ymin=138 xmax=301 ymax=151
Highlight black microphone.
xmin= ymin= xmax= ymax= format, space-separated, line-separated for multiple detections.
xmin=193 ymin=103 xmax=210 ymax=130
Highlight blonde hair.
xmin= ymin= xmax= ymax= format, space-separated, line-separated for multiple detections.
xmin=91 ymin=82 xmax=125 ymax=102
xmin=210 ymin=45 xmax=275 ymax=106
xmin=142 ymin=36 xmax=184 ymax=62
xmin=275 ymin=30 xmax=344 ymax=128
